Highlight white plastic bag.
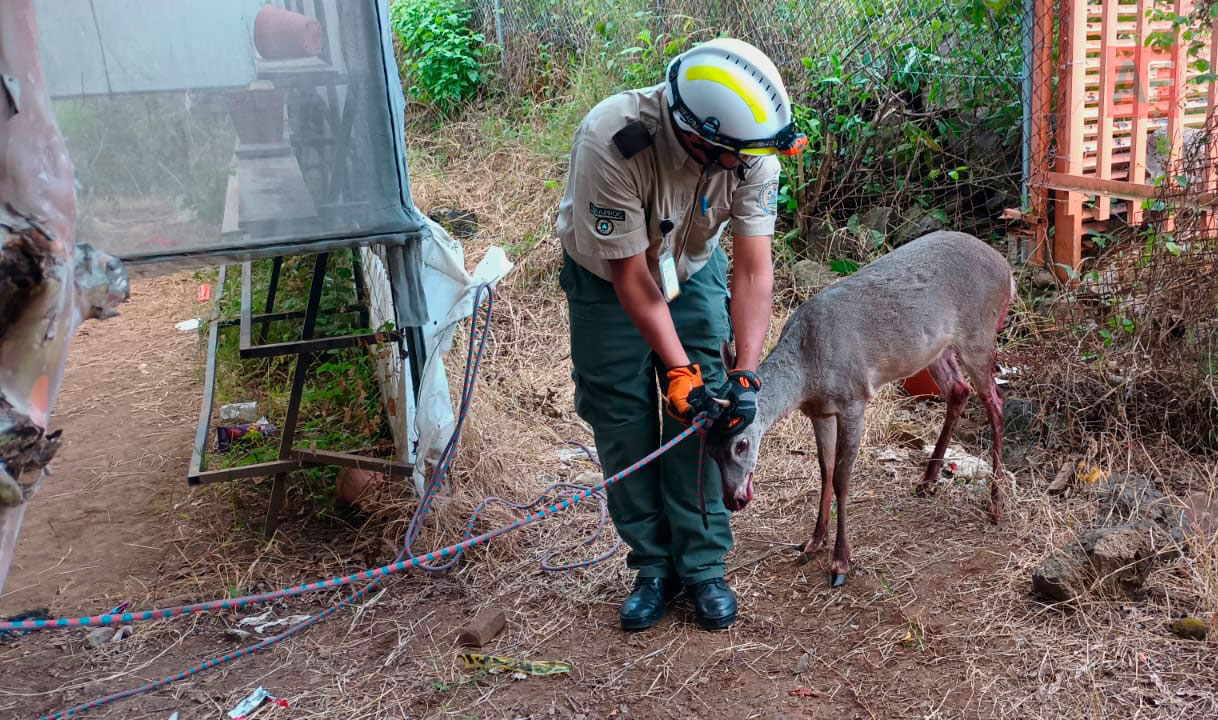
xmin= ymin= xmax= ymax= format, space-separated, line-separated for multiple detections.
xmin=410 ymin=220 xmax=512 ymax=495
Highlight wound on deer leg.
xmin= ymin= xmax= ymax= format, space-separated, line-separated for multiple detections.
xmin=959 ymin=350 xmax=1006 ymax=523
xmin=977 ymin=376 xmax=1006 ymax=522
xmin=916 ymin=350 xmax=971 ymax=497
xmin=799 ymin=416 xmax=836 ymax=560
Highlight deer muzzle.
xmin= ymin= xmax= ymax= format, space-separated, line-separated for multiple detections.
xmin=723 ymin=471 xmax=754 ymax=512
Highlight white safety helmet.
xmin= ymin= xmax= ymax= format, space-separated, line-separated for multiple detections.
xmin=665 ymin=38 xmax=806 ymax=157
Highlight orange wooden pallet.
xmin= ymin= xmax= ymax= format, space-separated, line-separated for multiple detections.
xmin=1022 ymin=0 xmax=1217 ymax=277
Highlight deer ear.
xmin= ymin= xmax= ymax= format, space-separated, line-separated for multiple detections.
xmin=720 ymin=339 xmax=736 ymax=370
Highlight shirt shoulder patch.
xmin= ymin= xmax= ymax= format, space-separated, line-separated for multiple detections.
xmin=759 ymin=181 xmax=779 ymax=215
xmin=589 ymin=203 xmax=627 ymax=222
xmin=611 ymin=121 xmax=654 ymax=159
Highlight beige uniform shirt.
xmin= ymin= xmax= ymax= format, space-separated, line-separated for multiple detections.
xmin=556 ymin=83 xmax=781 ymax=285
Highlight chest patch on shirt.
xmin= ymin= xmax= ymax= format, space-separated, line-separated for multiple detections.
xmin=589 ymin=203 xmax=626 ymax=222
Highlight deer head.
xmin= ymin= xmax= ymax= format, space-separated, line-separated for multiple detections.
xmin=706 ymin=340 xmax=764 ymax=512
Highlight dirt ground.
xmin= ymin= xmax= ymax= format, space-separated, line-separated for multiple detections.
xmin=0 ymin=271 xmax=203 ymax=617
xmin=1 ymin=255 xmax=1215 ymax=720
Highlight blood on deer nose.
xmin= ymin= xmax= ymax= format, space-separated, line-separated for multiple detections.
xmin=723 ymin=472 xmax=754 ymax=512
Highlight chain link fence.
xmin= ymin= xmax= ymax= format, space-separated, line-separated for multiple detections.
xmin=1014 ymin=0 xmax=1218 ymax=451
xmin=1019 ymin=113 xmax=1218 ymax=451
xmin=469 ymin=0 xmax=1029 ymax=259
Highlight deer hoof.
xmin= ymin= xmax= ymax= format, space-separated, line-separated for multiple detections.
xmin=795 ymin=551 xmax=815 ymax=566
xmin=830 ymin=572 xmax=847 ymax=588
xmin=914 ymin=481 xmax=937 ymax=498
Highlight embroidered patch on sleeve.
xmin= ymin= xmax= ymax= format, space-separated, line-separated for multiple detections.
xmin=589 ymin=203 xmax=627 ymax=222
xmin=759 ymin=181 xmax=779 ymax=215
xmin=594 ymin=218 xmax=615 ymax=236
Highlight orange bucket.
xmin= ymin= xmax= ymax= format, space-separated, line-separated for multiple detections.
xmin=900 ymin=367 xmax=941 ymax=398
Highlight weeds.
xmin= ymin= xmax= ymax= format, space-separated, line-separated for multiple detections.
xmin=390 ymin=0 xmax=487 ymax=114
xmin=199 ymin=252 xmax=394 ymax=531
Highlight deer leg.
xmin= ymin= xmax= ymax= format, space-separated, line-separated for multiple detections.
xmin=916 ymin=349 xmax=972 ymax=497
xmin=829 ymin=403 xmax=865 ymax=588
xmin=798 ymin=415 xmax=836 ymax=559
xmin=959 ymin=351 xmax=1006 ymax=523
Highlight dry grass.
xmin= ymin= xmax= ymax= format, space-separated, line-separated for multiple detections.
xmin=5 ymin=110 xmax=1218 ymax=720
xmin=314 ymin=113 xmax=1218 ymax=718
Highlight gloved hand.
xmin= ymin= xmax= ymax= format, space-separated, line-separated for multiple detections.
xmin=717 ymin=369 xmax=761 ymax=436
xmin=664 ymin=364 xmax=725 ymax=424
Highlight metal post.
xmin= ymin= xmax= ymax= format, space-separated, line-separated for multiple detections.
xmin=259 ymin=256 xmax=283 ymax=344
xmin=351 ymin=247 xmax=369 ymax=329
xmin=1020 ymin=0 xmax=1033 ymax=211
xmin=494 ymin=0 xmax=505 ymax=62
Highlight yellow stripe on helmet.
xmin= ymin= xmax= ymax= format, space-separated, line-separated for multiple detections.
xmin=683 ymin=64 xmax=769 ymax=125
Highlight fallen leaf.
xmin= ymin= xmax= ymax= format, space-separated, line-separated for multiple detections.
xmin=788 ymin=686 xmax=822 ymax=698
xmin=1078 ymin=463 xmax=1105 ymax=484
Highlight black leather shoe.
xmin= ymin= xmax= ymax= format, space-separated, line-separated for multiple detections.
xmin=686 ymin=578 xmax=738 ymax=630
xmin=620 ymin=576 xmax=680 ymax=631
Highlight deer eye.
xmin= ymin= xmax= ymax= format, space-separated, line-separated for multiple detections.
xmin=734 ymin=438 xmax=749 ymax=455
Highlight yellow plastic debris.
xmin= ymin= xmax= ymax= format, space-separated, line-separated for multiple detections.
xmin=457 ymin=653 xmax=572 ymax=676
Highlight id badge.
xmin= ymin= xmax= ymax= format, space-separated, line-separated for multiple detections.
xmin=659 ymin=251 xmax=680 ymax=301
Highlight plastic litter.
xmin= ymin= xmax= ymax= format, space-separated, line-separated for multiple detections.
xmin=457 ymin=653 xmax=571 ymax=676
xmin=217 ymin=417 xmax=277 ymax=451
xmin=1076 ymin=461 xmax=1105 ymax=485
xmin=220 ymin=401 xmax=260 ymax=423
xmin=923 ymin=445 xmax=991 ymax=480
xmin=238 ymin=608 xmax=312 ymax=634
xmin=875 ymin=447 xmax=904 ymax=462
xmin=227 ymin=686 xmax=288 ymax=718
xmin=175 ymin=318 xmax=200 ymax=331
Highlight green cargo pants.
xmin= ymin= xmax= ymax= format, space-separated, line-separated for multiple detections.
xmin=559 ymin=246 xmax=733 ymax=583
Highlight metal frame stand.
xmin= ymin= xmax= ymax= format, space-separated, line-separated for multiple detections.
xmin=189 ymin=247 xmax=422 ymax=537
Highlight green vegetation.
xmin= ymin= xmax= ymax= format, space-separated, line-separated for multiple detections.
xmin=394 ymin=0 xmax=1027 ymax=269
xmin=390 ymin=0 xmax=488 ymax=114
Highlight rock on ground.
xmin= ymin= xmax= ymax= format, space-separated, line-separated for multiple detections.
xmin=791 ymin=259 xmax=837 ymax=297
xmin=1031 ymin=475 xmax=1189 ymax=603
xmin=893 ymin=206 xmax=946 ymax=247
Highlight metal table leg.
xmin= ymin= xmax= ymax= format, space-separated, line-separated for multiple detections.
xmin=265 ymin=252 xmax=329 ymax=538
xmin=259 ymin=256 xmax=283 ymax=344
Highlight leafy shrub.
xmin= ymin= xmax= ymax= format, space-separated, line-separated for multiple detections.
xmin=390 ymin=0 xmax=485 ymax=113
xmin=594 ymin=14 xmax=694 ymax=91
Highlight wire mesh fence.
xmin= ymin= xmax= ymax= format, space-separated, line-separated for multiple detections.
xmin=1019 ymin=111 xmax=1218 ymax=451
xmin=1014 ymin=0 xmax=1218 ymax=450
xmin=469 ymin=0 xmax=1030 ymax=258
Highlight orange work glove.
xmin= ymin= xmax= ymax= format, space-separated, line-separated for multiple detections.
xmin=664 ymin=363 xmax=720 ymax=424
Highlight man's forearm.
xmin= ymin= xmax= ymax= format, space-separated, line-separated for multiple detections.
xmin=728 ymin=236 xmax=774 ymax=372
xmin=608 ymin=255 xmax=691 ymax=369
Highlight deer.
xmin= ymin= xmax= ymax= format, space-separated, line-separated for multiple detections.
xmin=708 ymin=230 xmax=1016 ymax=588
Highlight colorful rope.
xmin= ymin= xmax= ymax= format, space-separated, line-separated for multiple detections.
xmin=18 ymin=283 xmax=712 ymax=719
